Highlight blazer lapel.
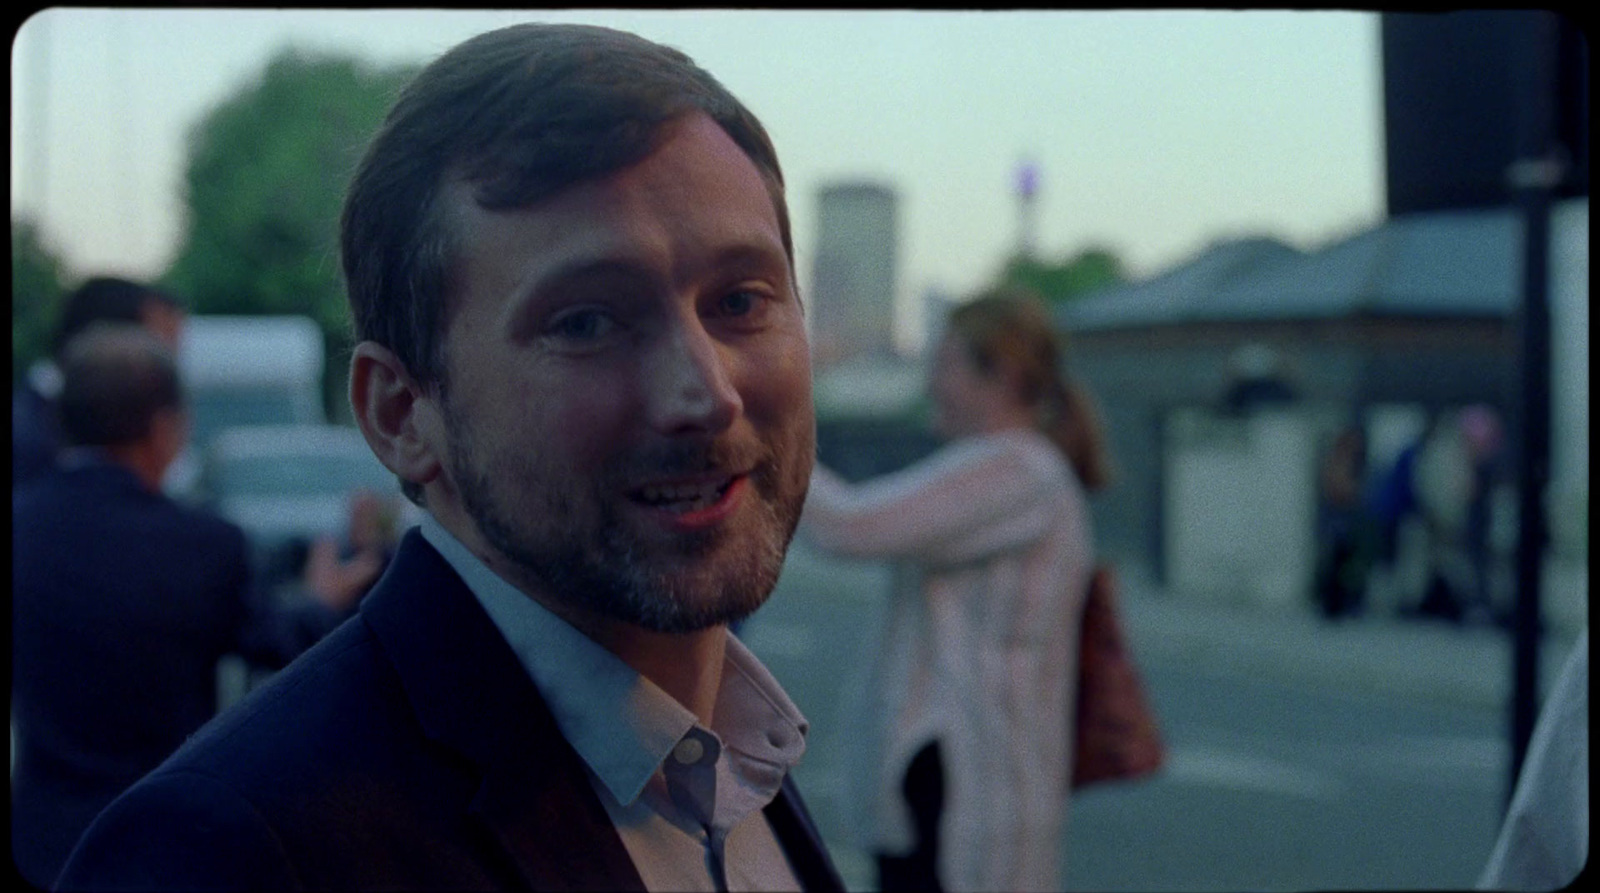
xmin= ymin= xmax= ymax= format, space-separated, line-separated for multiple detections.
xmin=360 ymin=530 xmax=645 ymax=892
xmin=765 ymin=776 xmax=847 ymax=892
xmin=469 ymin=754 xmax=645 ymax=892
xmin=362 ymin=530 xmax=843 ymax=892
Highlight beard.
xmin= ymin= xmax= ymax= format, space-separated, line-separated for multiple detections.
xmin=446 ymin=404 xmax=813 ymax=634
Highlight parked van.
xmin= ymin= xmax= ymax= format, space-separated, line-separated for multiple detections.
xmin=164 ymin=314 xmax=326 ymax=498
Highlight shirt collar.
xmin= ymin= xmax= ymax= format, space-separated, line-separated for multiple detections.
xmin=417 ymin=515 xmax=807 ymax=807
xmin=716 ymin=636 xmax=808 ymax=767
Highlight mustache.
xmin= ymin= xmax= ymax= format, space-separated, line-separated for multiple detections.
xmin=613 ymin=437 xmax=766 ymax=482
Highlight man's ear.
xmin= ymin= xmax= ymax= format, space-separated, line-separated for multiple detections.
xmin=148 ymin=406 xmax=191 ymax=480
xmin=349 ymin=342 xmax=444 ymax=493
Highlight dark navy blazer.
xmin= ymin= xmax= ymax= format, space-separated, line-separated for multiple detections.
xmin=12 ymin=379 xmax=61 ymax=489
xmin=12 ymin=458 xmax=340 ymax=889
xmin=58 ymin=529 xmax=845 ymax=891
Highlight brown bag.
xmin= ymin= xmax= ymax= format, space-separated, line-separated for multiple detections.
xmin=1071 ymin=565 xmax=1165 ymax=789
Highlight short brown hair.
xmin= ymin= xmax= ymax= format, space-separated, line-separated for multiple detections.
xmin=53 ymin=276 xmax=181 ymax=359
xmin=341 ymin=23 xmax=792 ymax=392
xmin=57 ymin=324 xmax=184 ymax=448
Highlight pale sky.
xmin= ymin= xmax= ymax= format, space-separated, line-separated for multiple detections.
xmin=10 ymin=8 xmax=1387 ymax=350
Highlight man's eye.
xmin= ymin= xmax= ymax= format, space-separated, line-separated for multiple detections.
xmin=547 ymin=309 xmax=617 ymax=342
xmin=718 ymin=289 xmax=765 ymax=318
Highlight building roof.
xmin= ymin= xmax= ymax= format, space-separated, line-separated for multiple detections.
xmin=1059 ymin=236 xmax=1302 ymax=330
xmin=1059 ymin=206 xmax=1531 ymax=331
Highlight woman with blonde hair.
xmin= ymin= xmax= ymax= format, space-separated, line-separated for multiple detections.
xmin=802 ymin=286 xmax=1110 ymax=892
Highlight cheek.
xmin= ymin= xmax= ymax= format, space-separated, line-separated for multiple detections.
xmin=538 ymin=378 xmax=637 ymax=461
xmin=738 ymin=335 xmax=813 ymax=429
xmin=453 ymin=354 xmax=633 ymax=470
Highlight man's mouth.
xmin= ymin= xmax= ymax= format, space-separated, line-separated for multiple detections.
xmin=631 ymin=475 xmax=739 ymax=514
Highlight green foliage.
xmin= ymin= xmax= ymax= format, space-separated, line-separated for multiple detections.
xmin=12 ymin=217 xmax=67 ymax=379
xmin=160 ymin=49 xmax=417 ymax=415
xmin=999 ymin=247 xmax=1127 ymax=306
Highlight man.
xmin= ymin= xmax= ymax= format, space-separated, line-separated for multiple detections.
xmin=11 ymin=326 xmax=366 ymax=889
xmin=12 ymin=276 xmax=185 ymax=490
xmin=61 ymin=22 xmax=839 ymax=891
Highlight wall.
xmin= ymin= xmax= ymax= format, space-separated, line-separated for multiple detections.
xmin=1163 ymin=408 xmax=1320 ymax=609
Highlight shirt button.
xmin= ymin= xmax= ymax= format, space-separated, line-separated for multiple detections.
xmin=672 ymin=737 xmax=705 ymax=765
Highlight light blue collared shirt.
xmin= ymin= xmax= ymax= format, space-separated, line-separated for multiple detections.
xmin=419 ymin=516 xmax=809 ymax=892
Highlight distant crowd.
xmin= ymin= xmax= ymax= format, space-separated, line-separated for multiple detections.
xmin=1314 ymin=403 xmax=1509 ymax=626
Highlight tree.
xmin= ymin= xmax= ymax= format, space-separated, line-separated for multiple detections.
xmin=160 ymin=49 xmax=417 ymax=417
xmin=997 ymin=246 xmax=1127 ymax=306
xmin=12 ymin=217 xmax=67 ymax=379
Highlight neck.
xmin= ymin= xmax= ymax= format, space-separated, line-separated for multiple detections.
xmin=981 ymin=400 xmax=1037 ymax=436
xmin=598 ymin=624 xmax=728 ymax=727
xmin=545 ymin=594 xmax=729 ymax=726
xmin=438 ymin=503 xmax=731 ymax=726
xmin=102 ymin=442 xmax=168 ymax=492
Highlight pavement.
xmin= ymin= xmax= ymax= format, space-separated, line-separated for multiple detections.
xmin=764 ymin=541 xmax=1585 ymax=716
xmin=1111 ymin=562 xmax=1585 ymax=713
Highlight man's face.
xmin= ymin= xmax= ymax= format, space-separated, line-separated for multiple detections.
xmin=429 ymin=113 xmax=815 ymax=634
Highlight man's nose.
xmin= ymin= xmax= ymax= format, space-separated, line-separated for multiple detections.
xmin=644 ymin=318 xmax=741 ymax=435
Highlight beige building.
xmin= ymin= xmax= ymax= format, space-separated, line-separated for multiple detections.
xmin=809 ymin=181 xmax=898 ymax=368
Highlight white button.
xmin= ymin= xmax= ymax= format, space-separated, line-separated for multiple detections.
xmin=672 ymin=737 xmax=705 ymax=765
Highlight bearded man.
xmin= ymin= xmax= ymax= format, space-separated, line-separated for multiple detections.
xmin=60 ymin=22 xmax=839 ymax=892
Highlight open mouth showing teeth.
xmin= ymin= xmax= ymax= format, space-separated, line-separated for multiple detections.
xmin=633 ymin=478 xmax=735 ymax=513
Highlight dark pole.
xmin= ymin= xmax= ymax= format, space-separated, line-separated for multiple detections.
xmin=1506 ymin=10 xmax=1562 ymax=804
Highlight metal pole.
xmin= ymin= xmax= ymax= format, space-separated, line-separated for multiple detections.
xmin=1505 ymin=10 xmax=1562 ymax=804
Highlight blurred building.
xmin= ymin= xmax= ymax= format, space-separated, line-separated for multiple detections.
xmin=1043 ymin=10 xmax=1588 ymax=627
xmin=1057 ymin=199 xmax=1587 ymax=628
xmin=809 ymin=181 xmax=899 ymax=368
xmin=921 ymin=284 xmax=959 ymax=351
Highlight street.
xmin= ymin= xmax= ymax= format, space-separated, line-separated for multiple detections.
xmin=1061 ymin=654 xmax=1504 ymax=891
xmin=741 ymin=541 xmax=1513 ymax=892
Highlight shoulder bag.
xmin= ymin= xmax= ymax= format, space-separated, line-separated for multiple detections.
xmin=1072 ymin=565 xmax=1166 ymax=789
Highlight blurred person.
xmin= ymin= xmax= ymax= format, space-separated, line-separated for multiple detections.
xmin=1314 ymin=425 xmax=1375 ymax=620
xmin=1363 ymin=419 xmax=1430 ymax=616
xmin=1458 ymin=404 xmax=1508 ymax=626
xmin=269 ymin=488 xmax=399 ymax=613
xmin=1477 ymin=629 xmax=1588 ymax=891
xmin=10 ymin=325 xmax=367 ymax=889
xmin=59 ymin=23 xmax=842 ymax=892
xmin=800 ymin=287 xmax=1110 ymax=892
xmin=12 ymin=276 xmax=185 ymax=490
xmin=1410 ymin=407 xmax=1497 ymax=624
xmin=338 ymin=487 xmax=400 ymax=584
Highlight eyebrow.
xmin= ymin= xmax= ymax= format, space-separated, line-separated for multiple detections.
xmin=526 ymin=240 xmax=792 ymax=300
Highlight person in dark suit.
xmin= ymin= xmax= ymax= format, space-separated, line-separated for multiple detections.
xmin=12 ymin=276 xmax=185 ymax=490
xmin=60 ymin=22 xmax=840 ymax=891
xmin=10 ymin=325 xmax=369 ymax=890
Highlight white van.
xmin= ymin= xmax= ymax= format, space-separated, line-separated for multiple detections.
xmin=164 ymin=315 xmax=327 ymax=499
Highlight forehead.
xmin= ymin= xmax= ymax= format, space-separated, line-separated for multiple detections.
xmin=440 ymin=115 xmax=787 ymax=301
